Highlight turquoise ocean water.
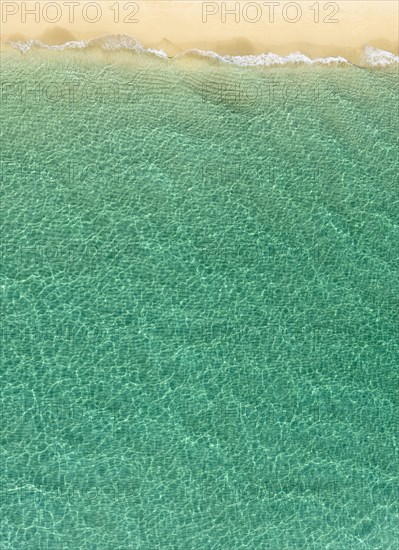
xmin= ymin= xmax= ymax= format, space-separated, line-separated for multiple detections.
xmin=1 ymin=47 xmax=398 ymax=548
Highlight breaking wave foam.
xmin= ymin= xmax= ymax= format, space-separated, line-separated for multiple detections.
xmin=362 ymin=45 xmax=399 ymax=67
xmin=178 ymin=49 xmax=349 ymax=66
xmin=7 ymin=34 xmax=168 ymax=58
xmin=6 ymin=35 xmax=399 ymax=68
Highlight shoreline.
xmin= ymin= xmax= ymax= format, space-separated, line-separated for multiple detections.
xmin=1 ymin=38 xmax=398 ymax=70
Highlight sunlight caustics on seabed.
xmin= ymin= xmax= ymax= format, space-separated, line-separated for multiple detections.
xmin=1 ymin=46 xmax=398 ymax=548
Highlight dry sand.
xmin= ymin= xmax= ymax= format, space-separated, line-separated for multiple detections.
xmin=1 ymin=1 xmax=398 ymax=63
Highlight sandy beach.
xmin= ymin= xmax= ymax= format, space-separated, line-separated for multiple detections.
xmin=1 ymin=1 xmax=398 ymax=63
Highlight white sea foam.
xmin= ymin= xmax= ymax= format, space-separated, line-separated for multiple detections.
xmin=177 ymin=49 xmax=349 ymax=66
xmin=362 ymin=46 xmax=399 ymax=67
xmin=6 ymin=35 xmax=399 ymax=68
xmin=8 ymin=34 xmax=168 ymax=58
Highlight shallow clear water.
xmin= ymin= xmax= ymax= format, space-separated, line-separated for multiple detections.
xmin=1 ymin=50 xmax=398 ymax=548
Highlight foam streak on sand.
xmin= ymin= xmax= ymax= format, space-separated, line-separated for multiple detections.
xmin=6 ymin=36 xmax=399 ymax=68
